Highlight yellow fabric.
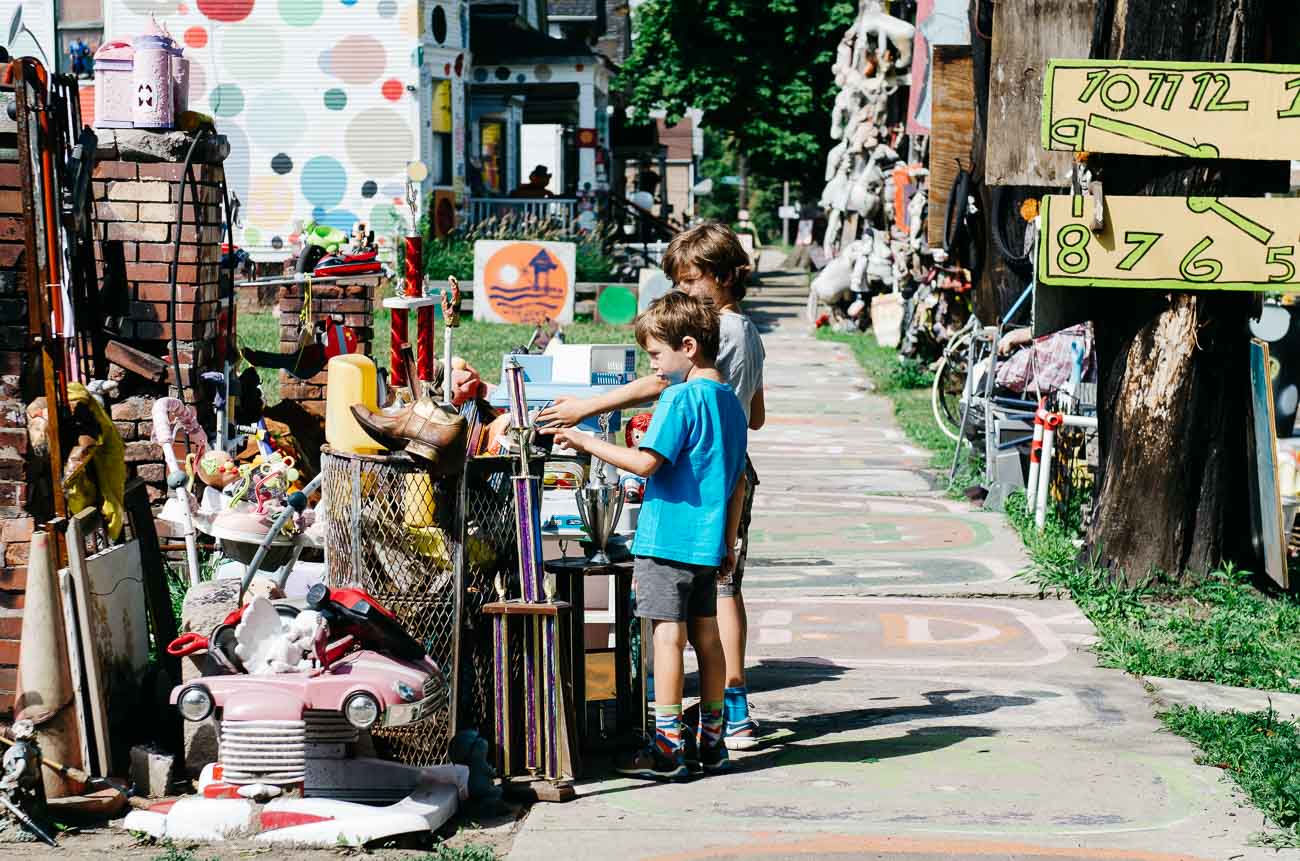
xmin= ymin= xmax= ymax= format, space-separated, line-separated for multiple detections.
xmin=64 ymin=383 xmax=127 ymax=541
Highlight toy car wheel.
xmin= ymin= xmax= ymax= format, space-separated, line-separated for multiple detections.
xmin=177 ymin=684 xmax=215 ymax=722
xmin=343 ymin=691 xmax=382 ymax=730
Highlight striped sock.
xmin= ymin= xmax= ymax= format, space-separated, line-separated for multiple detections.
xmin=724 ymin=686 xmax=749 ymax=724
xmin=654 ymin=705 xmax=683 ymax=759
xmin=701 ymin=700 xmax=724 ymax=748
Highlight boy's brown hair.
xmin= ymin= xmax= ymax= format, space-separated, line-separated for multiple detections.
xmin=661 ymin=221 xmax=753 ymax=300
xmin=634 ymin=291 xmax=721 ymax=363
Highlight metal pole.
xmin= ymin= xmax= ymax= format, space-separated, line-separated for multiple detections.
xmin=782 ymin=181 xmax=790 ymax=247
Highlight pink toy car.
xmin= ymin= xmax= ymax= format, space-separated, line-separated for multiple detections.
xmin=172 ymin=584 xmax=447 ymax=734
xmin=173 ymin=648 xmax=447 ymax=732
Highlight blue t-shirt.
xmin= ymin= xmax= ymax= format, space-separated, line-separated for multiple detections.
xmin=632 ymin=378 xmax=747 ymax=567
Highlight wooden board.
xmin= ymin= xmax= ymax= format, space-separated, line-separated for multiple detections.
xmin=984 ymin=0 xmax=1095 ymax=186
xmin=1037 ymin=194 xmax=1300 ymax=291
xmin=1042 ymin=60 xmax=1300 ymax=160
xmin=926 ymin=45 xmax=975 ymax=247
xmin=1248 ymin=340 xmax=1289 ymax=589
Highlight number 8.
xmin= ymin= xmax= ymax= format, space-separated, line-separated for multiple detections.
xmin=1056 ymin=225 xmax=1091 ymax=275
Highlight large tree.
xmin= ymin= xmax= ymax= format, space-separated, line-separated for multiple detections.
xmin=1086 ymin=0 xmax=1299 ymax=584
xmin=617 ymin=0 xmax=857 ymax=194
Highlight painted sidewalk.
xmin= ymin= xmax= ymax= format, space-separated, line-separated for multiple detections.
xmin=506 ymin=274 xmax=1271 ymax=861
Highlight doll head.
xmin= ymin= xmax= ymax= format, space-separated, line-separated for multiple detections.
xmin=625 ymin=411 xmax=653 ymax=448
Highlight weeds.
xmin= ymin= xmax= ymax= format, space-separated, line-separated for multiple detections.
xmin=1160 ymin=705 xmax=1300 ymax=843
xmin=413 ymin=845 xmax=499 ymax=861
xmin=1006 ymin=490 xmax=1300 ymax=691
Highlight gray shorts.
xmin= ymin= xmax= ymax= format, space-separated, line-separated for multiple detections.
xmin=634 ymin=556 xmax=718 ymax=622
xmin=717 ymin=459 xmax=758 ymax=599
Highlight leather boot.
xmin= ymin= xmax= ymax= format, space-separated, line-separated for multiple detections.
xmin=351 ymin=398 xmax=468 ymax=475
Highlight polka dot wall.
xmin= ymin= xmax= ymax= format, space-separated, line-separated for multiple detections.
xmin=107 ymin=0 xmax=460 ymax=257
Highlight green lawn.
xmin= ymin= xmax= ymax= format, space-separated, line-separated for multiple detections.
xmin=238 ymin=305 xmax=643 ymax=406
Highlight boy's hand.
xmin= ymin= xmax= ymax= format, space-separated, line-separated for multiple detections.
xmin=536 ymin=396 xmax=586 ymax=428
xmin=544 ymin=426 xmax=591 ymax=454
xmin=720 ymin=546 xmax=737 ymax=581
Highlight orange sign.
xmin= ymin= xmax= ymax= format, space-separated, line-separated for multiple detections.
xmin=474 ymin=241 xmax=576 ymax=324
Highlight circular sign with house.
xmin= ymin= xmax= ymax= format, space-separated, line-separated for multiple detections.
xmin=473 ymin=240 xmax=576 ymax=324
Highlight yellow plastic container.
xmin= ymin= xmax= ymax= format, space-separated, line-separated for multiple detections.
xmin=404 ymin=474 xmax=437 ymax=527
xmin=325 ymin=354 xmax=386 ymax=454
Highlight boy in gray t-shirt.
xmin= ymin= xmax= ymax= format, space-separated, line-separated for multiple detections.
xmin=538 ymin=221 xmax=766 ymax=751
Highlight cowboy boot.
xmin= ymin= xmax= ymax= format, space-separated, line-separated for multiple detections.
xmin=351 ymin=398 xmax=468 ymax=475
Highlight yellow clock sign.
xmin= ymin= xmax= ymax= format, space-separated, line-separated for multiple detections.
xmin=1042 ymin=59 xmax=1300 ymax=161
xmin=1037 ymin=194 xmax=1300 ymax=291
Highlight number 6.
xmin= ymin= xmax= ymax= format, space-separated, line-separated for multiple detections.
xmin=1179 ymin=236 xmax=1222 ymax=282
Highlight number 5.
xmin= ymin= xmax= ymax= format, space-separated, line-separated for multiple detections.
xmin=1267 ymin=246 xmax=1296 ymax=283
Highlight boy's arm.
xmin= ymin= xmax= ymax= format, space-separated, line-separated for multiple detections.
xmin=748 ymin=387 xmax=765 ymax=431
xmin=548 ymin=428 xmax=665 ymax=478
xmin=721 ymin=473 xmax=747 ymax=576
xmin=536 ymin=374 xmax=669 ymax=428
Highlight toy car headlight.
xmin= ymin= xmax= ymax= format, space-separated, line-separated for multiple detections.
xmin=177 ymin=685 xmax=214 ymax=722
xmin=343 ymin=692 xmax=381 ymax=729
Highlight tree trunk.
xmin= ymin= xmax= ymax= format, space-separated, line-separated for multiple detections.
xmin=1086 ymin=0 xmax=1295 ymax=584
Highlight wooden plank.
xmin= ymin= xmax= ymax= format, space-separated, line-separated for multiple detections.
xmin=1248 ymin=340 xmax=1289 ymax=589
xmin=984 ymin=0 xmax=1095 ymax=186
xmin=926 ymin=45 xmax=975 ymax=247
xmin=1042 ymin=60 xmax=1300 ymax=161
xmin=1037 ymin=194 xmax=1300 ymax=291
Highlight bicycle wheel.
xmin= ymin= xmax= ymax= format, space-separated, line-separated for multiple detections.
xmin=932 ymin=339 xmax=971 ymax=442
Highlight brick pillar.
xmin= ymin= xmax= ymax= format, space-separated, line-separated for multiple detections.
xmin=0 ymin=153 xmax=31 ymax=706
xmin=277 ymin=276 xmax=379 ymax=416
xmin=91 ymin=132 xmax=228 ymax=502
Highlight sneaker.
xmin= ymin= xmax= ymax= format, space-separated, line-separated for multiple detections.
xmin=681 ymin=729 xmax=702 ymax=774
xmin=699 ymin=738 xmax=731 ymax=773
xmin=724 ymin=717 xmax=761 ymax=750
xmin=615 ymin=743 xmax=690 ymax=781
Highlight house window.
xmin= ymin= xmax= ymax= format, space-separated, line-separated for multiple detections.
xmin=431 ymin=79 xmax=453 ymax=186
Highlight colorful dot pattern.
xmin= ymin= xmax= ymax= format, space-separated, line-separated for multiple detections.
xmin=110 ymin=0 xmax=468 ymax=257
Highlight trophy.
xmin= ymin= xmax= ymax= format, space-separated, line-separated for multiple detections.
xmin=575 ymin=412 xmax=624 ymax=565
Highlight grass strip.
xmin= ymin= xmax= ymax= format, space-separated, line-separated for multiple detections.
xmin=1159 ymin=705 xmax=1300 ymax=845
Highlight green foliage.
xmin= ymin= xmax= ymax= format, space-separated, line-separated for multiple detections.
xmin=1006 ymin=491 xmax=1300 ymax=691
xmin=421 ymin=219 xmax=618 ymax=283
xmin=695 ymin=130 xmax=794 ymax=243
xmin=412 ymin=845 xmax=500 ymax=861
xmin=1160 ymin=705 xmax=1300 ymax=843
xmin=150 ymin=845 xmax=218 ymax=861
xmin=619 ymin=0 xmax=857 ymax=193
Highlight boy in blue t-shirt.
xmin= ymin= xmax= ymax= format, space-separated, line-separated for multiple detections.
xmin=546 ymin=292 xmax=748 ymax=779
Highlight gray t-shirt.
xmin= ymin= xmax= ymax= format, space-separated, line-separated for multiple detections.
xmin=717 ymin=311 xmax=765 ymax=423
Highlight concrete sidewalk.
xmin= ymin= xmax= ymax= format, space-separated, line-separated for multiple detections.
xmin=506 ymin=273 xmax=1271 ymax=861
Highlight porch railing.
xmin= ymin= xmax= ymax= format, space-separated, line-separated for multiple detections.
xmin=465 ymin=197 xmax=580 ymax=234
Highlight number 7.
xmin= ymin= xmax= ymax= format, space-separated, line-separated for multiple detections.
xmin=1118 ymin=231 xmax=1161 ymax=271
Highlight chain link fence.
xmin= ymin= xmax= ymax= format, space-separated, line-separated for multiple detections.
xmin=320 ymin=449 xmax=538 ymax=763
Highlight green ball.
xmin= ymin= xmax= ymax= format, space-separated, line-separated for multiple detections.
xmin=597 ymin=286 xmax=638 ymax=326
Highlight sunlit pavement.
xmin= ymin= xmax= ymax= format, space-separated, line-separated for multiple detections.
xmin=506 ymin=261 xmax=1274 ymax=861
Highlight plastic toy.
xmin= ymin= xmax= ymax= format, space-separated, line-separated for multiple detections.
xmin=131 ymin=586 xmax=466 ymax=847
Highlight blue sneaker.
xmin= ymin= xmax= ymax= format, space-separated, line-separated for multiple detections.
xmin=616 ymin=743 xmax=690 ymax=781
xmin=724 ymin=717 xmax=761 ymax=750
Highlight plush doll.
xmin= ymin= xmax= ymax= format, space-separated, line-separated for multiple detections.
xmin=624 ymin=411 xmax=653 ymax=448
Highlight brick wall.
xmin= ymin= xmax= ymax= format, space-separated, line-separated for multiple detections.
xmin=277 ymin=276 xmax=379 ymax=415
xmin=0 ymin=133 xmax=228 ymax=708
xmin=92 ymin=147 xmax=227 ymax=505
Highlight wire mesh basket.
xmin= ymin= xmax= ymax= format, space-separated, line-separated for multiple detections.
xmin=320 ymin=448 xmax=541 ymax=762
